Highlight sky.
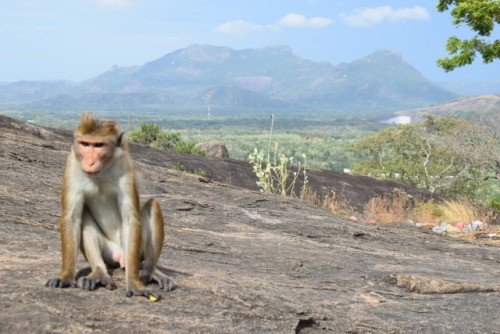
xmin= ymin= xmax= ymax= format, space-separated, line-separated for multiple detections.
xmin=1 ymin=0 xmax=498 ymax=83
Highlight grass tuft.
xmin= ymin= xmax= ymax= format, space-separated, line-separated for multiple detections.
xmin=363 ymin=189 xmax=497 ymax=225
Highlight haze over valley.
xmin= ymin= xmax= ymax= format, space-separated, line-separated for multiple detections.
xmin=2 ymin=44 xmax=493 ymax=115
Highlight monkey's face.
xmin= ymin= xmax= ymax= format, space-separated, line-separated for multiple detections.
xmin=74 ymin=137 xmax=116 ymax=178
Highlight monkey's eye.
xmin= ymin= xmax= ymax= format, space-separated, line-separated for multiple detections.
xmin=94 ymin=143 xmax=105 ymax=148
xmin=80 ymin=141 xmax=90 ymax=147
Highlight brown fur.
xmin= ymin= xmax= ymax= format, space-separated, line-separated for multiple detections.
xmin=74 ymin=112 xmax=120 ymax=141
xmin=59 ymin=166 xmax=77 ymax=282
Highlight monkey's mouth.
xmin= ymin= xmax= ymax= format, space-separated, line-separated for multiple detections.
xmin=84 ymin=171 xmax=101 ymax=178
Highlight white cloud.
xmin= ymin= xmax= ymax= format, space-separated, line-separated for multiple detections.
xmin=216 ymin=13 xmax=332 ymax=34
xmin=342 ymin=6 xmax=430 ymax=27
xmin=215 ymin=20 xmax=264 ymax=34
xmin=276 ymin=13 xmax=332 ymax=28
xmin=94 ymin=0 xmax=133 ymax=9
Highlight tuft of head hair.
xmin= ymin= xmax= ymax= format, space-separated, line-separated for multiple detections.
xmin=75 ymin=112 xmax=121 ymax=140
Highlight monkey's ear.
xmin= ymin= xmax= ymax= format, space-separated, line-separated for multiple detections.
xmin=116 ymin=132 xmax=125 ymax=147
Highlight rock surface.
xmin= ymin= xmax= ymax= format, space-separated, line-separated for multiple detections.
xmin=0 ymin=114 xmax=499 ymax=333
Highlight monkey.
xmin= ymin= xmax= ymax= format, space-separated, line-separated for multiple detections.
xmin=46 ymin=112 xmax=173 ymax=299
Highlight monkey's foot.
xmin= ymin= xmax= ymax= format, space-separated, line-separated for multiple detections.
xmin=77 ymin=276 xmax=116 ymax=291
xmin=141 ymin=269 xmax=175 ymax=291
xmin=126 ymin=288 xmax=162 ymax=300
xmin=150 ymin=272 xmax=175 ymax=291
xmin=46 ymin=278 xmax=76 ymax=288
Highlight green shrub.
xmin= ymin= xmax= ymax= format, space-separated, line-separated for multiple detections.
xmin=129 ymin=122 xmax=165 ymax=145
xmin=171 ymin=162 xmax=205 ymax=175
xmin=248 ymin=145 xmax=307 ymax=197
xmin=130 ymin=122 xmax=205 ymax=155
xmin=173 ymin=141 xmax=206 ymax=155
xmin=489 ymin=196 xmax=500 ymax=211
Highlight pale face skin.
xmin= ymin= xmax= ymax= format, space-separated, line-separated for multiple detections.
xmin=74 ymin=137 xmax=115 ymax=178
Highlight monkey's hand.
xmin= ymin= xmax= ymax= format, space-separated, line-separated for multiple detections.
xmin=46 ymin=278 xmax=77 ymax=288
xmin=77 ymin=276 xmax=116 ymax=291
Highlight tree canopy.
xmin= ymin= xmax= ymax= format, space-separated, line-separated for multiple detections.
xmin=437 ymin=0 xmax=500 ymax=71
xmin=351 ymin=115 xmax=499 ymax=203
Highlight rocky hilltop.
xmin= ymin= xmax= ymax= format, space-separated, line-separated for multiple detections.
xmin=382 ymin=94 xmax=500 ymax=124
xmin=1 ymin=114 xmax=499 ymax=333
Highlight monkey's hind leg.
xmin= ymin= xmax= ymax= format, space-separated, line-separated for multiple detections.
xmin=77 ymin=210 xmax=117 ymax=291
xmin=140 ymin=199 xmax=174 ymax=291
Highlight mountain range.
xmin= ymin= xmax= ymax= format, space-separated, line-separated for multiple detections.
xmin=0 ymin=44 xmax=461 ymax=113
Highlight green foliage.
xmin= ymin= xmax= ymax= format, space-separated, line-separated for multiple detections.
xmin=129 ymin=122 xmax=171 ymax=146
xmin=351 ymin=115 xmax=498 ymax=201
xmin=180 ymin=114 xmax=385 ymax=172
xmin=5 ymin=109 xmax=497 ymax=206
xmin=129 ymin=122 xmax=206 ymax=155
xmin=437 ymin=0 xmax=500 ymax=71
xmin=171 ymin=162 xmax=206 ymax=175
xmin=489 ymin=196 xmax=500 ymax=211
xmin=248 ymin=145 xmax=307 ymax=197
xmin=4 ymin=110 xmax=385 ymax=171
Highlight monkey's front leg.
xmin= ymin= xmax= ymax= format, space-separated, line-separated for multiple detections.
xmin=46 ymin=210 xmax=82 ymax=289
xmin=123 ymin=218 xmax=162 ymax=300
xmin=77 ymin=212 xmax=117 ymax=291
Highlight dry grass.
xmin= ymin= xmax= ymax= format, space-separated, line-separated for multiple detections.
xmin=300 ymin=187 xmax=351 ymax=215
xmin=299 ymin=186 xmax=322 ymax=207
xmin=364 ymin=189 xmax=410 ymax=223
xmin=299 ymin=185 xmax=499 ymax=245
xmin=411 ymin=200 xmax=442 ymax=224
xmin=440 ymin=200 xmax=496 ymax=224
xmin=364 ymin=189 xmax=498 ymax=225
xmin=301 ymin=186 xmax=499 ymax=244
xmin=363 ymin=190 xmax=500 ymax=244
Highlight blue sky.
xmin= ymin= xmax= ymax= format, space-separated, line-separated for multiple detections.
xmin=1 ymin=0 xmax=498 ymax=82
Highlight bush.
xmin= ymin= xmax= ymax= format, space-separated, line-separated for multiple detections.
xmin=129 ymin=122 xmax=165 ymax=145
xmin=248 ymin=145 xmax=307 ymax=197
xmin=130 ymin=122 xmax=206 ymax=155
xmin=489 ymin=196 xmax=500 ymax=211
